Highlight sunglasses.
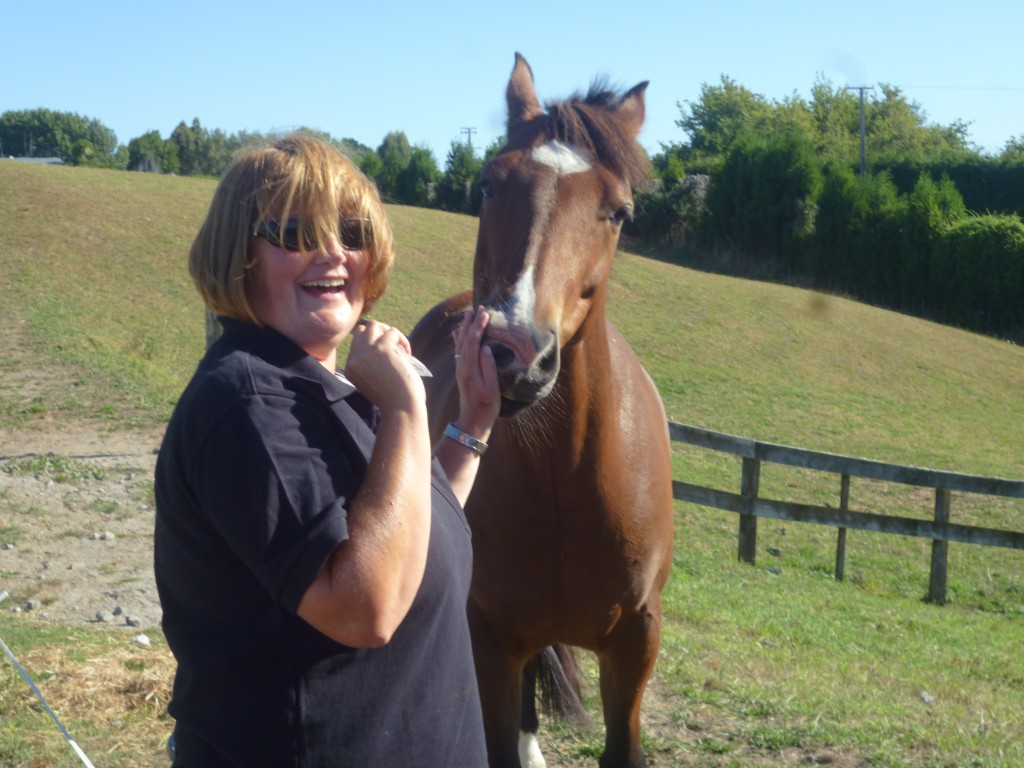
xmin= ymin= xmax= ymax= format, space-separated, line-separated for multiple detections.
xmin=253 ymin=217 xmax=372 ymax=252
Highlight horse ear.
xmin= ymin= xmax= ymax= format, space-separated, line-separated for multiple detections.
xmin=507 ymin=52 xmax=544 ymax=128
xmin=617 ymin=81 xmax=649 ymax=139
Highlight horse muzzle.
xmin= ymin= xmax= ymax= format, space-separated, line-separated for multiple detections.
xmin=482 ymin=322 xmax=560 ymax=417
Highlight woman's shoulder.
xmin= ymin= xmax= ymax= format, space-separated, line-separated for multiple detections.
xmin=196 ymin=334 xmax=299 ymax=399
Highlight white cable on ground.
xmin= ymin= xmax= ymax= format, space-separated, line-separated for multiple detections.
xmin=0 ymin=591 xmax=97 ymax=768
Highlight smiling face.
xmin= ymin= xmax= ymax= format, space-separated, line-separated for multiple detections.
xmin=188 ymin=136 xmax=396 ymax=357
xmin=247 ymin=230 xmax=369 ymax=368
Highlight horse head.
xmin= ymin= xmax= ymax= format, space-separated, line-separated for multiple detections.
xmin=474 ymin=53 xmax=650 ymax=417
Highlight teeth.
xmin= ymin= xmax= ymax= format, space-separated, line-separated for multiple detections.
xmin=303 ymin=279 xmax=346 ymax=289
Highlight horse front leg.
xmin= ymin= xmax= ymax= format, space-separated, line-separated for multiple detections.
xmin=469 ymin=600 xmax=527 ymax=768
xmin=596 ymin=601 xmax=663 ymax=768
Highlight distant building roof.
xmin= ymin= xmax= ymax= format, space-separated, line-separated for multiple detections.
xmin=6 ymin=156 xmax=65 ymax=165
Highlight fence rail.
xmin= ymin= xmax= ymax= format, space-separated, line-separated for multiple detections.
xmin=668 ymin=421 xmax=1024 ymax=604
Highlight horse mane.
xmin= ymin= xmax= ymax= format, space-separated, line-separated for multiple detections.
xmin=543 ymin=81 xmax=650 ymax=190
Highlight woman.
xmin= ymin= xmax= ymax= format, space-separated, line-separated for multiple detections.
xmin=154 ymin=134 xmax=499 ymax=766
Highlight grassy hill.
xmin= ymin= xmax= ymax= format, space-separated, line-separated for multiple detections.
xmin=1 ymin=161 xmax=1023 ymax=766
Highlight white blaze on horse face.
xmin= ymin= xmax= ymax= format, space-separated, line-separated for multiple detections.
xmin=487 ymin=263 xmax=537 ymax=336
xmin=530 ymin=140 xmax=592 ymax=177
xmin=485 ymin=141 xmax=588 ymax=361
xmin=508 ymin=263 xmax=537 ymax=329
xmin=484 ymin=262 xmax=542 ymax=366
xmin=494 ymin=140 xmax=589 ymax=334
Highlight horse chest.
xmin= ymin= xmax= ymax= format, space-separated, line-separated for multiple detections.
xmin=468 ymin=437 xmax=650 ymax=598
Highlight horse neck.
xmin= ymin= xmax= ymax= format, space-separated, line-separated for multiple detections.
xmin=547 ymin=298 xmax=616 ymax=439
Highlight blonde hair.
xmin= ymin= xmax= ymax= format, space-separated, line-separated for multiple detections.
xmin=189 ymin=134 xmax=395 ymax=323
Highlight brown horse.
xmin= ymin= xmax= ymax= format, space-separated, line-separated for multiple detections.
xmin=409 ymin=53 xmax=674 ymax=768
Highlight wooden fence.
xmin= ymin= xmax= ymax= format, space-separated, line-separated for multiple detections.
xmin=668 ymin=421 xmax=1024 ymax=605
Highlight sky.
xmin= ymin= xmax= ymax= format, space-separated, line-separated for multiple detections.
xmin=4 ymin=0 xmax=1023 ymax=161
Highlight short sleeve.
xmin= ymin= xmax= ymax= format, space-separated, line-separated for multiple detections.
xmin=189 ymin=391 xmax=362 ymax=612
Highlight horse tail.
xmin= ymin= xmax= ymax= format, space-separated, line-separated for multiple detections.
xmin=525 ymin=644 xmax=589 ymax=727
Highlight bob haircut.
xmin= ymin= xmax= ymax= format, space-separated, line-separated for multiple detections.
xmin=189 ymin=134 xmax=395 ymax=324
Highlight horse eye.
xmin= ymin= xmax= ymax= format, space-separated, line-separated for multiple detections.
xmin=610 ymin=205 xmax=634 ymax=226
xmin=478 ymin=180 xmax=495 ymax=200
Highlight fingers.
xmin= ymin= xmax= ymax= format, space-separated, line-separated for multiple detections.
xmin=453 ymin=307 xmax=501 ymax=431
xmin=355 ymin=318 xmax=411 ymax=357
xmin=452 ymin=306 xmax=493 ymax=376
xmin=347 ymin=319 xmax=424 ymax=408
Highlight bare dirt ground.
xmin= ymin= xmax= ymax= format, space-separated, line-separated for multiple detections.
xmin=0 ymin=303 xmax=167 ymax=629
xmin=0 ymin=423 xmax=166 ymax=629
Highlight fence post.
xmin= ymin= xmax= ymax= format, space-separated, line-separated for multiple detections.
xmin=927 ymin=489 xmax=952 ymax=604
xmin=835 ymin=474 xmax=850 ymax=581
xmin=738 ymin=457 xmax=760 ymax=564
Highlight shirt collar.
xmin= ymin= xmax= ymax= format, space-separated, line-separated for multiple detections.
xmin=217 ymin=317 xmax=357 ymax=402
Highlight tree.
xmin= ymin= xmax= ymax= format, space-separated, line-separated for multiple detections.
xmin=808 ymin=78 xmax=861 ymax=167
xmin=866 ymin=84 xmax=972 ymax=163
xmin=127 ymin=130 xmax=180 ymax=174
xmin=337 ymin=137 xmax=374 ymax=166
xmin=1000 ymin=136 xmax=1024 ymax=164
xmin=482 ymin=136 xmax=505 ymax=164
xmin=374 ymin=131 xmax=414 ymax=201
xmin=706 ymin=129 xmax=821 ymax=266
xmin=436 ymin=141 xmax=483 ymax=214
xmin=203 ymin=127 xmax=236 ymax=176
xmin=171 ymin=120 xmax=201 ymax=176
xmin=358 ymin=151 xmax=384 ymax=182
xmin=673 ymin=76 xmax=774 ymax=164
xmin=394 ymin=147 xmax=440 ymax=207
xmin=0 ymin=108 xmax=118 ymax=163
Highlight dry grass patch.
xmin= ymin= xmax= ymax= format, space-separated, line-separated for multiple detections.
xmin=1 ymin=624 xmax=175 ymax=766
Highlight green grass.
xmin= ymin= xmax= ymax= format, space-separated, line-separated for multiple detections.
xmin=3 ymin=454 xmax=107 ymax=483
xmin=1 ymin=160 xmax=1023 ymax=766
xmin=0 ymin=525 xmax=25 ymax=548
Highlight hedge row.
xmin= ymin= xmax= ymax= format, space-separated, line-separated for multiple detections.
xmin=636 ymin=138 xmax=1024 ymax=342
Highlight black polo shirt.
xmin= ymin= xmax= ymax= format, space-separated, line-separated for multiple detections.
xmin=154 ymin=319 xmax=486 ymax=767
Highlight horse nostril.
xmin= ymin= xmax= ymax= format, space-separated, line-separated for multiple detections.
xmin=487 ymin=342 xmax=516 ymax=369
xmin=537 ymin=343 xmax=559 ymax=375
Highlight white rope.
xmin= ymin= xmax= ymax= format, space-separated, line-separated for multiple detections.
xmin=0 ymin=591 xmax=96 ymax=768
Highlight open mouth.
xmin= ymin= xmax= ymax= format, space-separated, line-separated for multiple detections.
xmin=301 ymin=278 xmax=346 ymax=296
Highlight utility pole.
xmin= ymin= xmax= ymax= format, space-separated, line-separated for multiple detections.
xmin=460 ymin=126 xmax=476 ymax=150
xmin=845 ymin=86 xmax=874 ymax=177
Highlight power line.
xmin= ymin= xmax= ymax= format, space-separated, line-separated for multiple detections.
xmin=896 ymin=84 xmax=1024 ymax=91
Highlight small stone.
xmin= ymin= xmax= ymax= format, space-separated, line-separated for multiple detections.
xmin=95 ymin=610 xmax=115 ymax=623
xmin=767 ymin=567 xmax=782 ymax=576
xmin=25 ymin=599 xmax=42 ymax=611
xmin=125 ymin=615 xmax=142 ymax=628
xmin=132 ymin=634 xmax=151 ymax=647
xmin=768 ymin=548 xmax=782 ymax=557
xmin=919 ymin=691 xmax=936 ymax=705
